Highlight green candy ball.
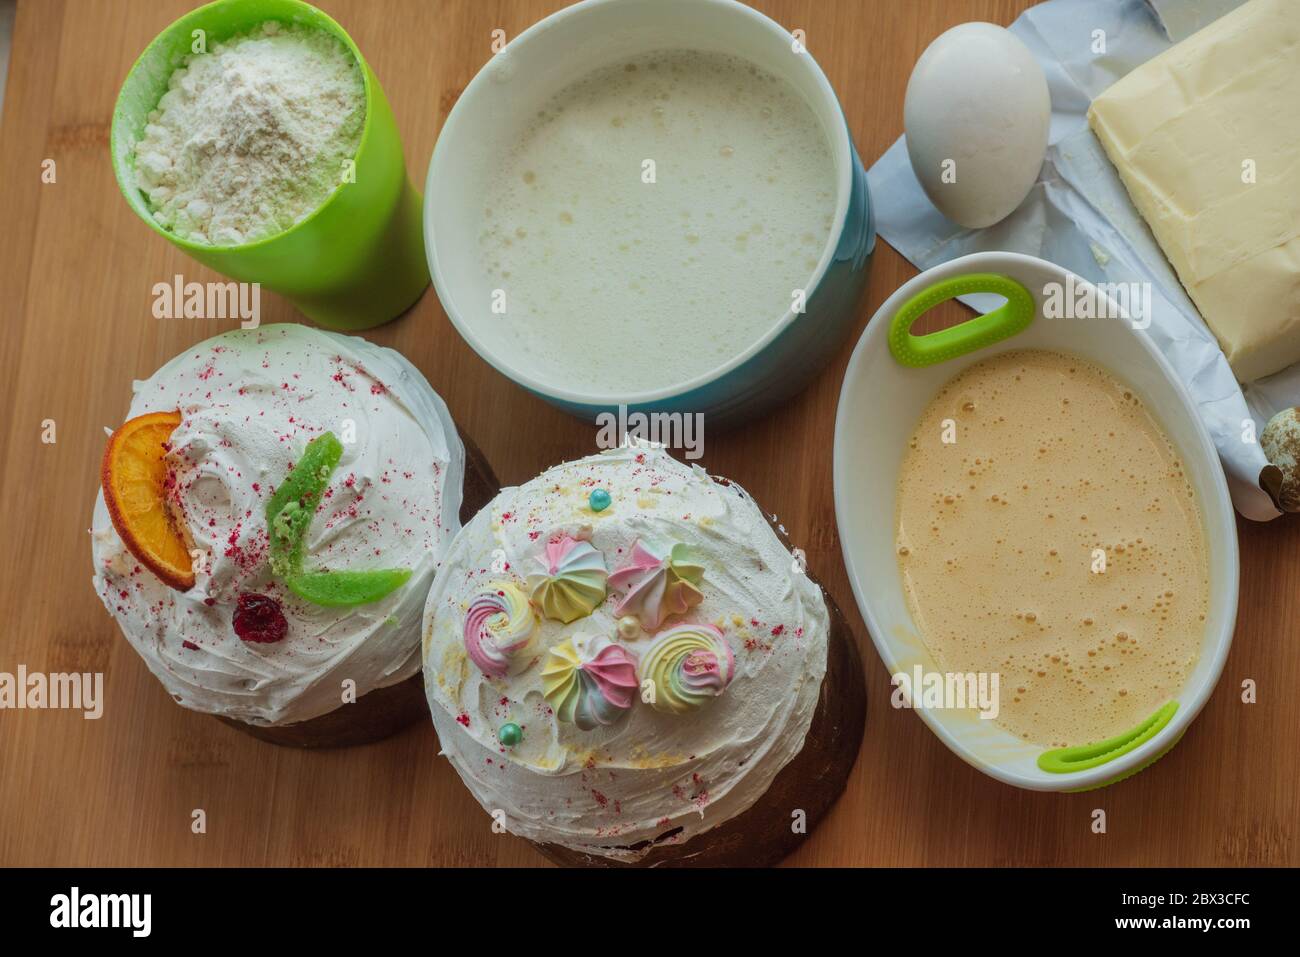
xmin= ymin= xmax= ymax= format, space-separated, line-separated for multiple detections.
xmin=498 ymin=722 xmax=523 ymax=747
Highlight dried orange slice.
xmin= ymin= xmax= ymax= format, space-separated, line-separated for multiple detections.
xmin=101 ymin=410 xmax=194 ymax=591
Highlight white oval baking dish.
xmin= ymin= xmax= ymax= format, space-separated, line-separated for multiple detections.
xmin=834 ymin=251 xmax=1239 ymax=790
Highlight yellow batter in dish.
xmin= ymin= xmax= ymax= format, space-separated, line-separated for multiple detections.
xmin=895 ymin=350 xmax=1209 ymax=748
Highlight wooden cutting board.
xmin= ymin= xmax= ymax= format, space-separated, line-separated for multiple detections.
xmin=1 ymin=0 xmax=1295 ymax=867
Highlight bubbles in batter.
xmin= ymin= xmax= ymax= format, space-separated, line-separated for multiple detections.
xmin=895 ymin=350 xmax=1209 ymax=748
xmin=478 ymin=49 xmax=837 ymax=395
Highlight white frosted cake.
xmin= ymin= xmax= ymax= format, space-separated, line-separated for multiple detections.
xmin=91 ymin=324 xmax=466 ymax=734
xmin=421 ymin=447 xmax=832 ymax=862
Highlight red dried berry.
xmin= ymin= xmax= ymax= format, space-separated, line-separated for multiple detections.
xmin=233 ymin=592 xmax=288 ymax=644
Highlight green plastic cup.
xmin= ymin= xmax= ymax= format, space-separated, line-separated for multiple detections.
xmin=110 ymin=0 xmax=428 ymax=330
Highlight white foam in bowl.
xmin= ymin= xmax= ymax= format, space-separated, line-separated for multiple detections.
xmin=424 ymin=0 xmax=854 ymax=409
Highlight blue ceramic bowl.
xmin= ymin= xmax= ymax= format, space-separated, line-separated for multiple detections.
xmin=425 ymin=0 xmax=874 ymax=427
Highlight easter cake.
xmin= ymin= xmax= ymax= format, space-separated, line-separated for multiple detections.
xmin=91 ymin=324 xmax=498 ymax=747
xmin=421 ymin=446 xmax=864 ymax=866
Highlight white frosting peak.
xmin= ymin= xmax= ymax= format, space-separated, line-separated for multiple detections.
xmin=422 ymin=447 xmax=827 ymax=859
xmin=91 ymin=324 xmax=465 ymax=726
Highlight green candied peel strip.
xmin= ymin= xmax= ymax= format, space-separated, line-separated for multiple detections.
xmin=265 ymin=432 xmax=412 ymax=608
xmin=1037 ymin=701 xmax=1179 ymax=775
xmin=286 ymin=569 xmax=413 ymax=608
xmin=267 ymin=432 xmax=344 ymax=577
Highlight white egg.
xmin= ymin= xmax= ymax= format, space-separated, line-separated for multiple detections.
xmin=904 ymin=22 xmax=1050 ymax=229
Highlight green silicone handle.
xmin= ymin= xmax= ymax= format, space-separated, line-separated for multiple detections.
xmin=1038 ymin=701 xmax=1179 ymax=775
xmin=888 ymin=274 xmax=1035 ymax=367
xmin=1063 ymin=732 xmax=1185 ymax=793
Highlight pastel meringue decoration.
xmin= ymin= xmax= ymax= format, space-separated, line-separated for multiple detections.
xmin=464 ymin=582 xmax=539 ymax=677
xmin=641 ymin=624 xmax=735 ymax=715
xmin=608 ymin=540 xmax=705 ymax=630
xmin=526 ymin=535 xmax=608 ymax=623
xmin=541 ymin=634 xmax=639 ymax=730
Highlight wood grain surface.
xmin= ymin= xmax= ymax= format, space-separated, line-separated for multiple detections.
xmin=0 ymin=0 xmax=1294 ymax=868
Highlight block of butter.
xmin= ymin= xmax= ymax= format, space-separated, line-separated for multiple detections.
xmin=1088 ymin=0 xmax=1300 ymax=383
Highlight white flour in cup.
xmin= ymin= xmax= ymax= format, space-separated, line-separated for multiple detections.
xmin=132 ymin=21 xmax=365 ymax=246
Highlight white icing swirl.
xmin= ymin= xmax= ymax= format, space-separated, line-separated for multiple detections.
xmin=421 ymin=447 xmax=827 ymax=860
xmin=90 ymin=324 xmax=465 ymax=727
